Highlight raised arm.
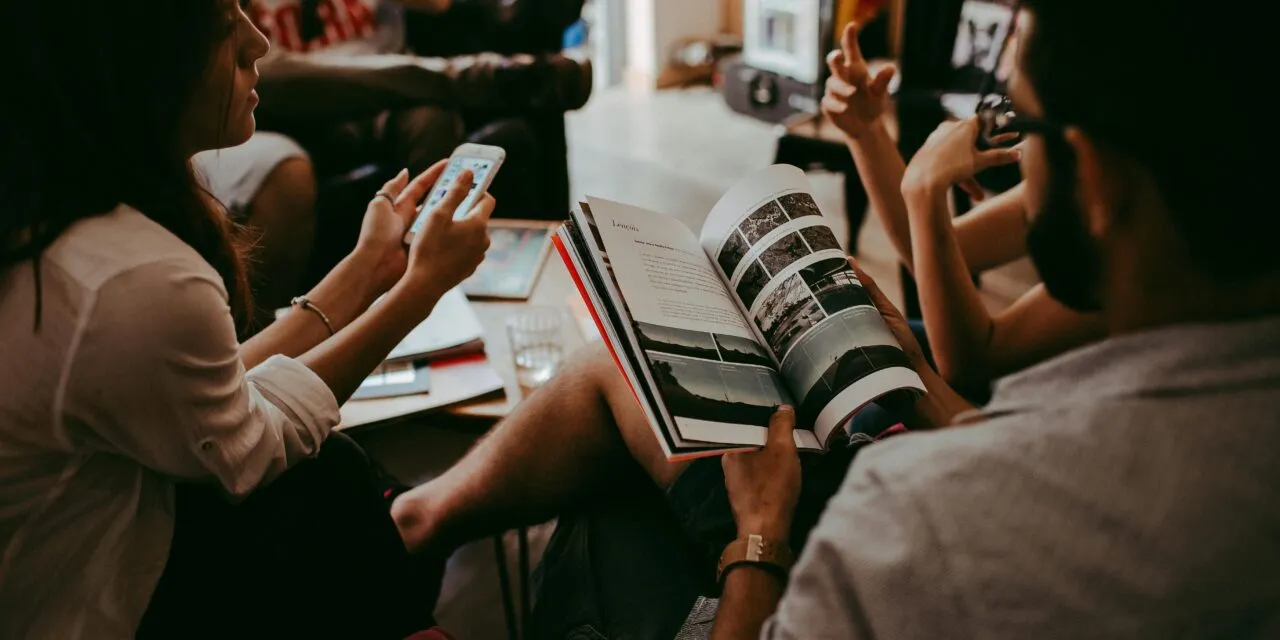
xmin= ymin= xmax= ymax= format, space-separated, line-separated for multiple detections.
xmin=823 ymin=25 xmax=1102 ymax=388
xmin=901 ymin=120 xmax=1103 ymax=390
xmin=822 ymin=21 xmax=1029 ymax=276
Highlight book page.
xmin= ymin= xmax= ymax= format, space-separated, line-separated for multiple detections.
xmin=585 ymin=197 xmax=811 ymax=449
xmin=698 ymin=165 xmax=926 ymax=444
xmin=386 ymin=287 xmax=484 ymax=363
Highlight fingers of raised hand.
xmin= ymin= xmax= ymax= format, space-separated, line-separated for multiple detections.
xmin=465 ymin=193 xmax=496 ymax=223
xmin=424 ymin=169 xmax=473 ymax=228
xmin=826 ymin=49 xmax=845 ymax=78
xmin=986 ymin=131 xmax=1020 ymax=147
xmin=848 ymin=257 xmax=901 ymax=318
xmin=975 ymin=147 xmax=1022 ymax=171
xmin=870 ymin=65 xmax=896 ymax=96
xmin=825 ymin=74 xmax=856 ymax=100
xmin=375 ymin=169 xmax=410 ymax=208
xmin=399 ymin=160 xmax=449 ymax=212
xmin=958 ymin=178 xmax=986 ymax=202
xmin=842 ymin=21 xmax=864 ymax=66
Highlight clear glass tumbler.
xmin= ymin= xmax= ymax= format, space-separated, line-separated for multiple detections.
xmin=506 ymin=307 xmax=565 ymax=393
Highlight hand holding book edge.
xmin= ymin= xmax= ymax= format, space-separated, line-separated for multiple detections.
xmin=848 ymin=258 xmax=976 ymax=427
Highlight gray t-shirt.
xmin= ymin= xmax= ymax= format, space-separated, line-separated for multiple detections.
xmin=765 ymin=317 xmax=1280 ymax=639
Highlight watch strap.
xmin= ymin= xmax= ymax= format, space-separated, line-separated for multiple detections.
xmin=717 ymin=534 xmax=794 ymax=584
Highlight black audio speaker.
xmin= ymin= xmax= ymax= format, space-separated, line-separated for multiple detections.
xmin=720 ymin=0 xmax=837 ymax=125
xmin=720 ymin=56 xmax=822 ymax=124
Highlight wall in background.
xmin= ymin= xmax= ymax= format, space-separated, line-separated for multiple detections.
xmin=583 ymin=0 xmax=629 ymax=88
xmin=625 ymin=0 xmax=723 ymax=87
xmin=722 ymin=0 xmax=743 ymax=35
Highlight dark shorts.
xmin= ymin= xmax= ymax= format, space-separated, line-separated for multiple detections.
xmin=530 ymin=321 xmax=935 ymax=639
xmin=530 ymin=409 xmax=908 ymax=640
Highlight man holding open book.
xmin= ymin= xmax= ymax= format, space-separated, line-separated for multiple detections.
xmin=393 ymin=0 xmax=1280 ymax=636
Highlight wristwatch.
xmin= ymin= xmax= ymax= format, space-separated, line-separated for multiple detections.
xmin=717 ymin=534 xmax=794 ymax=584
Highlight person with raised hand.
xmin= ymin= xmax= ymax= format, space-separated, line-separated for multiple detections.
xmin=823 ymin=20 xmax=1103 ymax=396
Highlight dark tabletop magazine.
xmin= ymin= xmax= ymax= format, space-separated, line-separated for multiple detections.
xmin=554 ymin=164 xmax=925 ymax=460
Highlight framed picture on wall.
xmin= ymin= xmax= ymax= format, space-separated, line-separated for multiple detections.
xmin=949 ymin=0 xmax=1017 ymax=93
xmin=742 ymin=0 xmax=825 ymax=84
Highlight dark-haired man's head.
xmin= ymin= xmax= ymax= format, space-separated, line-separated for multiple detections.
xmin=1011 ymin=1 xmax=1280 ymax=329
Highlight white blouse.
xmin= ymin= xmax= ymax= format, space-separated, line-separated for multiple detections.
xmin=0 ymin=206 xmax=340 ymax=639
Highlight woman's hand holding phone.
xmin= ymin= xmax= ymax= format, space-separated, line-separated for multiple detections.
xmin=349 ymin=160 xmax=492 ymax=302
xmin=401 ymin=167 xmax=493 ymax=302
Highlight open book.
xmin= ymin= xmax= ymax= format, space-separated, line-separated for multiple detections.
xmin=555 ymin=165 xmax=926 ymax=460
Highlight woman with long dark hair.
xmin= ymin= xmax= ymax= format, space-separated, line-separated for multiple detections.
xmin=0 ymin=1 xmax=492 ymax=637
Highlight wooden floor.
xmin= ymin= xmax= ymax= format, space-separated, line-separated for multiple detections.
xmin=357 ymin=85 xmax=1034 ymax=639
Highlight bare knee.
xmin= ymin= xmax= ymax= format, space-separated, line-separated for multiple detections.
xmin=569 ymin=342 xmax=689 ymax=488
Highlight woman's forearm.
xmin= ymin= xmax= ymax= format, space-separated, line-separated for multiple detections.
xmin=846 ymin=122 xmax=915 ymax=270
xmin=300 ymin=280 xmax=444 ymax=405
xmin=952 ymin=183 xmax=1032 ymax=273
xmin=904 ymin=184 xmax=999 ymax=389
xmin=908 ymin=366 xmax=976 ymax=428
xmin=240 ymin=253 xmax=386 ymax=370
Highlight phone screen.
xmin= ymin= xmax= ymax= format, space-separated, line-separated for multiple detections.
xmin=410 ymin=156 xmax=496 ymax=233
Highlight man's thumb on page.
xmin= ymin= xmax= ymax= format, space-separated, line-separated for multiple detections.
xmin=769 ymin=405 xmax=796 ymax=448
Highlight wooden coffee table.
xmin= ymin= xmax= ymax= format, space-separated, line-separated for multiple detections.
xmin=338 ymin=241 xmax=588 ymax=431
xmin=448 ymin=251 xmax=587 ymax=421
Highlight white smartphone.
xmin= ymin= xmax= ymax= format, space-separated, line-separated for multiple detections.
xmin=404 ymin=142 xmax=505 ymax=243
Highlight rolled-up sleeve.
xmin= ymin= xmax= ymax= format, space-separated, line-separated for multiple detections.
xmin=62 ymin=258 xmax=340 ymax=497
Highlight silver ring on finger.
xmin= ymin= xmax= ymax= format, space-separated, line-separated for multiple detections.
xmin=374 ymin=191 xmax=396 ymax=206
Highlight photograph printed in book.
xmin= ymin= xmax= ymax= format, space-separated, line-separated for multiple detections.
xmin=799 ymin=225 xmax=841 ymax=253
xmin=777 ymin=307 xmax=917 ymax=427
xmin=718 ymin=190 xmax=833 ymax=286
xmin=718 ymin=229 xmax=751 ymax=278
xmin=754 ymin=273 xmax=827 ymax=361
xmin=738 ymin=199 xmax=790 ymax=244
xmin=777 ymin=192 xmax=822 ymax=219
xmin=735 ymin=260 xmax=771 ymax=310
xmin=635 ymin=322 xmax=789 ymax=427
xmin=796 ymin=257 xmax=874 ymax=315
xmin=757 ymin=231 xmax=812 ymax=277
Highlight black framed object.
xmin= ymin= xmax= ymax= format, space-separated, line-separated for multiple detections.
xmin=721 ymin=0 xmax=844 ymax=124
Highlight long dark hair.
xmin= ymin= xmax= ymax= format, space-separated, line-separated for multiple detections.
xmin=0 ymin=0 xmax=252 ymax=327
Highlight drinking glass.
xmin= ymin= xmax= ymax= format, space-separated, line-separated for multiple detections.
xmin=506 ymin=308 xmax=565 ymax=392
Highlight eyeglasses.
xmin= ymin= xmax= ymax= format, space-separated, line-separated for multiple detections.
xmin=977 ymin=94 xmax=1062 ymax=147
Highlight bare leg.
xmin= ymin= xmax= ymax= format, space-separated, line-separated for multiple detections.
xmin=241 ymin=156 xmax=317 ymax=332
xmin=391 ymin=344 xmax=690 ymax=554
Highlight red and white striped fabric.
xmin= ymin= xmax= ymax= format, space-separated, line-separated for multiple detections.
xmin=248 ymin=0 xmax=401 ymax=55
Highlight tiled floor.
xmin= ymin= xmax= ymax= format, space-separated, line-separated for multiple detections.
xmin=358 ymin=85 xmax=1031 ymax=639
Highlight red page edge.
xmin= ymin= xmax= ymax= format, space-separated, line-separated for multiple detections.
xmin=553 ymin=235 xmax=744 ymax=461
